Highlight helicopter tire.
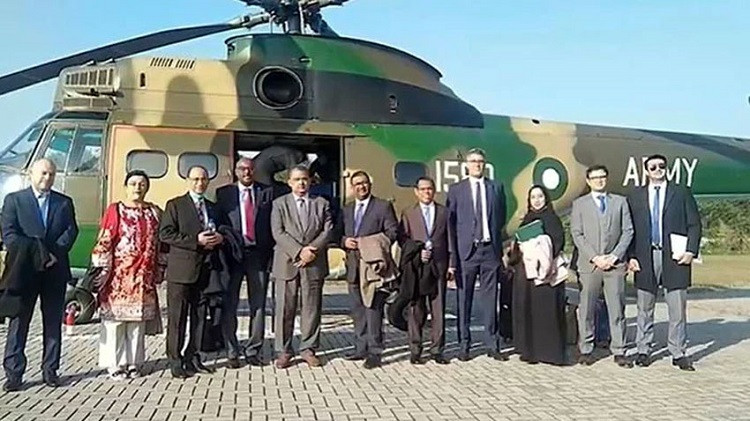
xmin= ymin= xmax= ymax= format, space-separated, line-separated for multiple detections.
xmin=64 ymin=288 xmax=97 ymax=325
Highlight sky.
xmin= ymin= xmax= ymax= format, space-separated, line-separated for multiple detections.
xmin=1 ymin=0 xmax=749 ymax=146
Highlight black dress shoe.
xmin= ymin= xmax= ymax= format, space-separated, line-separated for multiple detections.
xmin=672 ymin=357 xmax=695 ymax=371
xmin=363 ymin=355 xmax=381 ymax=369
xmin=227 ymin=357 xmax=242 ymax=369
xmin=245 ymin=355 xmax=263 ymax=367
xmin=433 ymin=355 xmax=450 ymax=365
xmin=2 ymin=378 xmax=22 ymax=392
xmin=409 ymin=355 xmax=425 ymax=365
xmin=488 ymin=351 xmax=508 ymax=361
xmin=186 ymin=358 xmax=215 ymax=374
xmin=43 ymin=372 xmax=61 ymax=388
xmin=458 ymin=351 xmax=471 ymax=362
xmin=344 ymin=352 xmax=367 ymax=361
xmin=578 ymin=353 xmax=594 ymax=366
xmin=635 ymin=353 xmax=651 ymax=367
xmin=170 ymin=366 xmax=191 ymax=379
xmin=614 ymin=355 xmax=633 ymax=368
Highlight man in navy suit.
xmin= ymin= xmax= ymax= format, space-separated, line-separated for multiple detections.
xmin=1 ymin=158 xmax=78 ymax=391
xmin=215 ymin=157 xmax=275 ymax=368
xmin=446 ymin=148 xmax=507 ymax=362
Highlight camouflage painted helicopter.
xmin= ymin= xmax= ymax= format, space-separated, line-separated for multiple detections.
xmin=1 ymin=0 xmax=749 ymax=285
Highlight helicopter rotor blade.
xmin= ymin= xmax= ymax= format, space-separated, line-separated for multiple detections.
xmin=0 ymin=22 xmax=245 ymax=97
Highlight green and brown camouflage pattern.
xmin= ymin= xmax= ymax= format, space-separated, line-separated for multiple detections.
xmin=7 ymin=33 xmax=749 ymax=274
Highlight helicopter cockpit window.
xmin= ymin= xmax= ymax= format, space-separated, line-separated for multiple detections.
xmin=127 ymin=150 xmax=168 ymax=179
xmin=394 ymin=161 xmax=428 ymax=188
xmin=68 ymin=127 xmax=103 ymax=174
xmin=0 ymin=122 xmax=44 ymax=169
xmin=42 ymin=127 xmax=74 ymax=171
xmin=178 ymin=153 xmax=218 ymax=179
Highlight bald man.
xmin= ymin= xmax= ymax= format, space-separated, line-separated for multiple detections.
xmin=1 ymin=159 xmax=78 ymax=391
xmin=215 ymin=157 xmax=275 ymax=367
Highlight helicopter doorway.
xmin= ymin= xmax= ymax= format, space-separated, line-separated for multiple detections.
xmin=233 ymin=132 xmax=342 ymax=213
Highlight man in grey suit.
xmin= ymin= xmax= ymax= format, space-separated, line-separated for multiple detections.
xmin=571 ymin=165 xmax=634 ymax=368
xmin=271 ymin=165 xmax=333 ymax=369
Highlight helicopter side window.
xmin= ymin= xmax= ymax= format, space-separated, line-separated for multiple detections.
xmin=177 ymin=153 xmax=218 ymax=179
xmin=394 ymin=161 xmax=428 ymax=187
xmin=127 ymin=150 xmax=168 ymax=179
xmin=42 ymin=127 xmax=74 ymax=171
xmin=67 ymin=127 xmax=103 ymax=174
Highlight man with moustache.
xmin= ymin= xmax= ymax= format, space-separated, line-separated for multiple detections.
xmin=628 ymin=154 xmax=702 ymax=371
xmin=398 ymin=176 xmax=451 ymax=365
xmin=340 ymin=171 xmax=398 ymax=369
xmin=215 ymin=157 xmax=275 ymax=368
xmin=160 ymin=165 xmax=223 ymax=378
xmin=270 ymin=165 xmax=333 ymax=369
xmin=1 ymin=158 xmax=78 ymax=391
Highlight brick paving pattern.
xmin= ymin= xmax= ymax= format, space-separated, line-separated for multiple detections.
xmin=1 ymin=283 xmax=749 ymax=420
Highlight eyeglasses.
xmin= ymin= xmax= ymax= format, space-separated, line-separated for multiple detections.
xmin=648 ymin=163 xmax=666 ymax=171
xmin=587 ymin=175 xmax=607 ymax=180
xmin=352 ymin=181 xmax=370 ymax=187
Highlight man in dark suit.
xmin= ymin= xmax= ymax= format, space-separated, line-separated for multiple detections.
xmin=339 ymin=170 xmax=398 ymax=369
xmin=446 ymin=148 xmax=507 ymax=361
xmin=627 ymin=154 xmax=702 ymax=372
xmin=398 ymin=177 xmax=451 ymax=365
xmin=159 ymin=165 xmax=224 ymax=378
xmin=215 ymin=157 xmax=275 ymax=368
xmin=1 ymin=158 xmax=78 ymax=392
xmin=270 ymin=165 xmax=332 ymax=369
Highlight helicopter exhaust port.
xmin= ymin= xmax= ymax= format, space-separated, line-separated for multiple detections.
xmin=253 ymin=66 xmax=304 ymax=110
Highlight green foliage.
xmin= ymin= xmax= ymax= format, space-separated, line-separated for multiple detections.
xmin=558 ymin=199 xmax=750 ymax=255
xmin=698 ymin=199 xmax=750 ymax=254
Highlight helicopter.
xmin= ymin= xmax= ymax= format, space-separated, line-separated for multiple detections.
xmin=1 ymin=0 xmax=749 ymax=321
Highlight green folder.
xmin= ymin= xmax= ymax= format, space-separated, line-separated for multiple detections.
xmin=515 ymin=219 xmax=544 ymax=242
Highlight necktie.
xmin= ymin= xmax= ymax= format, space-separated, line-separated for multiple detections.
xmin=598 ymin=195 xmax=606 ymax=214
xmin=38 ymin=194 xmax=48 ymax=229
xmin=243 ymin=188 xmax=255 ymax=242
xmin=354 ymin=203 xmax=365 ymax=236
xmin=196 ymin=198 xmax=206 ymax=228
xmin=423 ymin=206 xmax=432 ymax=238
xmin=298 ymin=198 xmax=309 ymax=231
xmin=474 ymin=181 xmax=484 ymax=241
xmin=651 ymin=186 xmax=661 ymax=245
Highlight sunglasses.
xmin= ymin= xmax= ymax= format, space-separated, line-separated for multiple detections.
xmin=647 ymin=163 xmax=666 ymax=171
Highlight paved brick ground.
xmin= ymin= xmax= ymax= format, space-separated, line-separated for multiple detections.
xmin=1 ymin=283 xmax=749 ymax=421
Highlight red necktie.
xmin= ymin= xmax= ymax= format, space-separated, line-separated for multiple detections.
xmin=244 ymin=188 xmax=255 ymax=242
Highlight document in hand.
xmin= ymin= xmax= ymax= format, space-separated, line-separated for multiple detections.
xmin=669 ymin=233 xmax=702 ymax=264
xmin=515 ymin=219 xmax=544 ymax=242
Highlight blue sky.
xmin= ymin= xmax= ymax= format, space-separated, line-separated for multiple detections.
xmin=1 ymin=0 xmax=749 ymax=145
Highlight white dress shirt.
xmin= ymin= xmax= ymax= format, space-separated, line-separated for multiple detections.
xmin=469 ymin=176 xmax=490 ymax=241
xmin=590 ymin=191 xmax=607 ymax=213
xmin=419 ymin=202 xmax=435 ymax=236
xmin=238 ymin=182 xmax=256 ymax=244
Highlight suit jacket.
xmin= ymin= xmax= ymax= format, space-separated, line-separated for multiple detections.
xmin=159 ymin=193 xmax=224 ymax=284
xmin=446 ymin=178 xmax=506 ymax=263
xmin=339 ymin=196 xmax=398 ymax=284
xmin=627 ymin=184 xmax=702 ymax=293
xmin=1 ymin=187 xmax=78 ymax=283
xmin=570 ymin=193 xmax=634 ymax=274
xmin=215 ymin=182 xmax=275 ymax=267
xmin=271 ymin=193 xmax=333 ymax=281
xmin=398 ymin=202 xmax=453 ymax=275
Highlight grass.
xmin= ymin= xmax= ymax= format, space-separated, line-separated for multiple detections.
xmin=691 ymin=254 xmax=750 ymax=288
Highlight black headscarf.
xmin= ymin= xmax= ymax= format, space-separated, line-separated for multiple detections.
xmin=521 ymin=185 xmax=565 ymax=258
